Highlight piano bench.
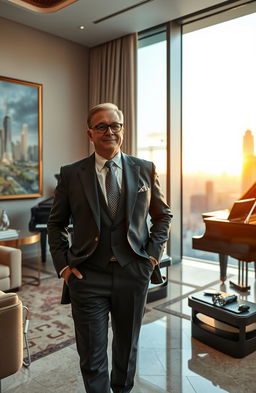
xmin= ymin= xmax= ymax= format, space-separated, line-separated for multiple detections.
xmin=188 ymin=293 xmax=256 ymax=358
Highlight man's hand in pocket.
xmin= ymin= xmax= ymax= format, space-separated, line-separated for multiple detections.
xmin=61 ymin=267 xmax=83 ymax=285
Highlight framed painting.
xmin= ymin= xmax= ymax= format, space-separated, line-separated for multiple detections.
xmin=0 ymin=76 xmax=42 ymax=199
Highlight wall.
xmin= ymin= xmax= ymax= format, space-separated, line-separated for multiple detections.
xmin=0 ymin=17 xmax=89 ymax=230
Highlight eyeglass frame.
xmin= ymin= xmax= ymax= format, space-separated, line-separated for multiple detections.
xmin=90 ymin=122 xmax=123 ymax=134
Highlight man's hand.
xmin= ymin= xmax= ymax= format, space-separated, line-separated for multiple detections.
xmin=149 ymin=256 xmax=158 ymax=269
xmin=61 ymin=266 xmax=83 ymax=285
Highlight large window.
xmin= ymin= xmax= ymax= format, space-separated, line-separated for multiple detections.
xmin=137 ymin=5 xmax=256 ymax=266
xmin=137 ymin=29 xmax=167 ymax=197
xmin=182 ymin=12 xmax=256 ymax=261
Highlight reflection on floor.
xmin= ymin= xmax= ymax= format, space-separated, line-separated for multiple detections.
xmin=3 ymin=257 xmax=256 ymax=393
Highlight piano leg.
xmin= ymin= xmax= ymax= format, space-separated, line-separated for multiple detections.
xmin=230 ymin=260 xmax=250 ymax=292
xmin=41 ymin=231 xmax=47 ymax=263
xmin=219 ymin=254 xmax=228 ymax=283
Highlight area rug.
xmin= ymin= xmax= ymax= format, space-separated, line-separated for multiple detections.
xmin=18 ymin=275 xmax=76 ymax=362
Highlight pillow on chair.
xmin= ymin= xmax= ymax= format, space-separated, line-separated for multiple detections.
xmin=0 ymin=246 xmax=22 ymax=291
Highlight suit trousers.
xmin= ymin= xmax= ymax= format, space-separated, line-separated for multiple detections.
xmin=68 ymin=258 xmax=153 ymax=393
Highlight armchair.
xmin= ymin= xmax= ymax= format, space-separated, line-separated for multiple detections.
xmin=0 ymin=246 xmax=22 ymax=291
xmin=0 ymin=291 xmax=23 ymax=392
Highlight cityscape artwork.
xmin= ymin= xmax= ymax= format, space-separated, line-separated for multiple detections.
xmin=0 ymin=76 xmax=42 ymax=199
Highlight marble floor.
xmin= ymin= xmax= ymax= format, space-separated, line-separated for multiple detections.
xmin=2 ymin=257 xmax=256 ymax=393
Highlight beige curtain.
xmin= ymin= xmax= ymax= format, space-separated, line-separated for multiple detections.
xmin=88 ymin=33 xmax=137 ymax=155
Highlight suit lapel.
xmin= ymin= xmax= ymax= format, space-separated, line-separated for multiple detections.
xmin=122 ymin=153 xmax=140 ymax=227
xmin=78 ymin=154 xmax=100 ymax=231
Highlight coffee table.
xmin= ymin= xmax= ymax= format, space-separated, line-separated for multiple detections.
xmin=0 ymin=230 xmax=41 ymax=286
xmin=188 ymin=291 xmax=256 ymax=357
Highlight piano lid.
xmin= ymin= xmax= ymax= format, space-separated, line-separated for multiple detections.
xmin=192 ymin=182 xmax=256 ymax=264
xmin=228 ymin=198 xmax=256 ymax=223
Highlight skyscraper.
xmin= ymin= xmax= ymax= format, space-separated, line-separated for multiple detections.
xmin=0 ymin=128 xmax=4 ymax=160
xmin=241 ymin=129 xmax=256 ymax=193
xmin=21 ymin=123 xmax=28 ymax=161
xmin=2 ymin=115 xmax=13 ymax=163
xmin=12 ymin=140 xmax=21 ymax=161
xmin=206 ymin=180 xmax=214 ymax=211
xmin=243 ymin=129 xmax=254 ymax=156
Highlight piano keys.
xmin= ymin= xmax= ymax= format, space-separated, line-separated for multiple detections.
xmin=192 ymin=182 xmax=256 ymax=291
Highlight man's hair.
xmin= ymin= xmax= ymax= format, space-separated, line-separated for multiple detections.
xmin=87 ymin=103 xmax=124 ymax=128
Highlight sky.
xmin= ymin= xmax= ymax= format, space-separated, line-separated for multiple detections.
xmin=138 ymin=11 xmax=256 ymax=176
xmin=0 ymin=80 xmax=39 ymax=146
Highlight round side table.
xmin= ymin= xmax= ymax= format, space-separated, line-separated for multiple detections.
xmin=0 ymin=230 xmax=41 ymax=286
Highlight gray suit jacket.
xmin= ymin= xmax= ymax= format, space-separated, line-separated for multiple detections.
xmin=47 ymin=152 xmax=172 ymax=303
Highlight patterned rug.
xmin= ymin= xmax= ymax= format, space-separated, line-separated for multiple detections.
xmin=18 ymin=275 xmax=76 ymax=362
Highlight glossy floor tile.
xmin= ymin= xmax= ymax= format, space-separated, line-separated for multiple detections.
xmin=3 ymin=256 xmax=256 ymax=393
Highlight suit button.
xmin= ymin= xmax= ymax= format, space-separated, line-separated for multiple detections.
xmin=95 ymin=236 xmax=99 ymax=242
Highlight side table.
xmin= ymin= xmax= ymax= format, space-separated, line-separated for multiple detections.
xmin=147 ymin=255 xmax=171 ymax=303
xmin=188 ymin=292 xmax=256 ymax=358
xmin=0 ymin=230 xmax=41 ymax=286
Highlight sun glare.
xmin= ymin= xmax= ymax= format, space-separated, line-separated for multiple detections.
xmin=182 ymin=12 xmax=256 ymax=177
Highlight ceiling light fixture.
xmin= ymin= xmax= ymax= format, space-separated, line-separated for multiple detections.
xmin=79 ymin=25 xmax=85 ymax=30
xmin=6 ymin=0 xmax=78 ymax=14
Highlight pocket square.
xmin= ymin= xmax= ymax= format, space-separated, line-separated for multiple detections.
xmin=138 ymin=185 xmax=150 ymax=193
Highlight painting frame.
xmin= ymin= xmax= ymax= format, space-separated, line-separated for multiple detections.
xmin=0 ymin=76 xmax=42 ymax=200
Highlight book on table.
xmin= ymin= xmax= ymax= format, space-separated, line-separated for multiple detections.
xmin=0 ymin=229 xmax=19 ymax=239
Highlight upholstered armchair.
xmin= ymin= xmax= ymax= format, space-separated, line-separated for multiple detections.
xmin=0 ymin=246 xmax=22 ymax=291
xmin=0 ymin=291 xmax=23 ymax=392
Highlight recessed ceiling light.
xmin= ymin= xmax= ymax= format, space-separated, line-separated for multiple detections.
xmin=79 ymin=25 xmax=85 ymax=30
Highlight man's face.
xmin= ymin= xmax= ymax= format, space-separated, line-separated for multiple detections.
xmin=87 ymin=110 xmax=124 ymax=159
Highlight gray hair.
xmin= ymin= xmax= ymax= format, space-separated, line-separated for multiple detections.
xmin=87 ymin=103 xmax=124 ymax=128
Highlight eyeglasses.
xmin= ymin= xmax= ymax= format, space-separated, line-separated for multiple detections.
xmin=91 ymin=122 xmax=123 ymax=133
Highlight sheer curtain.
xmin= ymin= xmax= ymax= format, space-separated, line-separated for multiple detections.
xmin=88 ymin=33 xmax=137 ymax=155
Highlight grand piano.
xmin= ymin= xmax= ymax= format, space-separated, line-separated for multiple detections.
xmin=192 ymin=182 xmax=256 ymax=291
xmin=29 ymin=196 xmax=54 ymax=263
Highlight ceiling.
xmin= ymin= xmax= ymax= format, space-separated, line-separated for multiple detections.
xmin=0 ymin=0 xmax=230 ymax=47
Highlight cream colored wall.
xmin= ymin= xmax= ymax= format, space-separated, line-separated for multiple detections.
xmin=0 ymin=17 xmax=89 ymax=229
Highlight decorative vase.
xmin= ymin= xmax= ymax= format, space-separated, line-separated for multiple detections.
xmin=0 ymin=209 xmax=10 ymax=230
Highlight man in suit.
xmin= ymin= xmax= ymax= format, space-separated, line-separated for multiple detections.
xmin=48 ymin=103 xmax=172 ymax=393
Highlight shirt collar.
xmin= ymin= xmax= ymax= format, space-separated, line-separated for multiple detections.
xmin=95 ymin=151 xmax=122 ymax=172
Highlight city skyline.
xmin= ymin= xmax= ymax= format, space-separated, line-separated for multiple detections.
xmin=0 ymin=114 xmax=38 ymax=164
xmin=183 ymin=129 xmax=256 ymax=262
xmin=0 ymin=80 xmax=38 ymax=145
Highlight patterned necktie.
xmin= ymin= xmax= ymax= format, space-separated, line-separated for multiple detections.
xmin=105 ymin=160 xmax=120 ymax=218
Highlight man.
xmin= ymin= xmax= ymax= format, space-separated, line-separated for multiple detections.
xmin=48 ymin=103 xmax=172 ymax=393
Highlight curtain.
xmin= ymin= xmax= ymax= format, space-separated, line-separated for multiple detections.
xmin=88 ymin=33 xmax=137 ymax=155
